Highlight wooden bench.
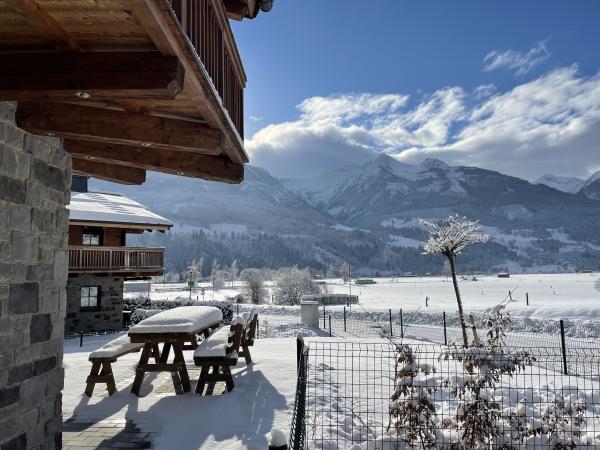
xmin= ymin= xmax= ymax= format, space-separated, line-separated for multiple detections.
xmin=238 ymin=309 xmax=258 ymax=364
xmin=193 ymin=317 xmax=245 ymax=394
xmin=85 ymin=334 xmax=159 ymax=397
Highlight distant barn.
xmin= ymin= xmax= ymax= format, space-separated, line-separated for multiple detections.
xmin=497 ymin=272 xmax=511 ymax=278
xmin=355 ymin=279 xmax=376 ymax=285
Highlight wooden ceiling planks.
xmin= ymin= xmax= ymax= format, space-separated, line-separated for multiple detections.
xmin=0 ymin=0 xmax=249 ymax=184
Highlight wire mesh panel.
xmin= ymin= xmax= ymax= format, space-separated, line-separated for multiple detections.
xmin=301 ymin=340 xmax=600 ymax=450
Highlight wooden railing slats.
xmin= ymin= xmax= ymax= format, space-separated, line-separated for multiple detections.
xmin=166 ymin=0 xmax=244 ymax=139
xmin=68 ymin=246 xmax=165 ymax=272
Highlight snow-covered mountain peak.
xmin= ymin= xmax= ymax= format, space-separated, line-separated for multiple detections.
xmin=420 ymin=158 xmax=451 ymax=170
xmin=534 ymin=174 xmax=585 ymax=194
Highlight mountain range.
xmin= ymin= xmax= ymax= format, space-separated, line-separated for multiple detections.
xmin=91 ymin=155 xmax=600 ymax=275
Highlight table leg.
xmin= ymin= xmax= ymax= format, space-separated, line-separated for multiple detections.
xmin=131 ymin=343 xmax=152 ymax=396
xmin=159 ymin=342 xmax=171 ymax=363
xmin=172 ymin=342 xmax=190 ymax=392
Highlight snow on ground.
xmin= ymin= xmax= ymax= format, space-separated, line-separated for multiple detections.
xmin=63 ymin=338 xmax=297 ymax=450
xmin=135 ymin=273 xmax=600 ymax=322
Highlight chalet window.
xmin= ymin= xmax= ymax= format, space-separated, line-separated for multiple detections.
xmin=80 ymin=286 xmax=100 ymax=310
xmin=82 ymin=228 xmax=102 ymax=246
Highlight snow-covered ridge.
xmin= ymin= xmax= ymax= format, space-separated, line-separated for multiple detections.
xmin=534 ymin=174 xmax=585 ymax=194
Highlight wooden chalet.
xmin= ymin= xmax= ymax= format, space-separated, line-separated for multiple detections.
xmin=65 ymin=176 xmax=172 ymax=332
xmin=0 ymin=0 xmax=273 ymax=184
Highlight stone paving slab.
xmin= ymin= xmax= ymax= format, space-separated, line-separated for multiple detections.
xmin=63 ymin=419 xmax=155 ymax=449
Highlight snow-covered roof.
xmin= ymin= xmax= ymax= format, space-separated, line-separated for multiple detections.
xmin=68 ymin=191 xmax=173 ymax=230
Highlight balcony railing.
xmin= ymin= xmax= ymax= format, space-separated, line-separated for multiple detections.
xmin=68 ymin=246 xmax=165 ymax=274
xmin=167 ymin=0 xmax=245 ymax=139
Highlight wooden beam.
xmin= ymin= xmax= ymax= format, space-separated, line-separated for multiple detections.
xmin=7 ymin=0 xmax=81 ymax=51
xmin=16 ymin=102 xmax=222 ymax=153
xmin=72 ymin=157 xmax=146 ymax=185
xmin=64 ymin=140 xmax=244 ymax=184
xmin=0 ymin=52 xmax=184 ymax=101
xmin=223 ymin=0 xmax=247 ymax=20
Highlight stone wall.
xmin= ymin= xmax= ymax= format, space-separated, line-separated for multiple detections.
xmin=65 ymin=275 xmax=124 ymax=333
xmin=0 ymin=101 xmax=71 ymax=449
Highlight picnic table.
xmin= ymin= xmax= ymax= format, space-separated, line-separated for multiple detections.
xmin=128 ymin=306 xmax=222 ymax=395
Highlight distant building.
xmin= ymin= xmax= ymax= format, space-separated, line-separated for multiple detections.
xmin=497 ymin=272 xmax=511 ymax=278
xmin=65 ymin=177 xmax=172 ymax=333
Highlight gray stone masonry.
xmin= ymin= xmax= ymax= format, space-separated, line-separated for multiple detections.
xmin=65 ymin=275 xmax=124 ymax=333
xmin=0 ymin=101 xmax=71 ymax=450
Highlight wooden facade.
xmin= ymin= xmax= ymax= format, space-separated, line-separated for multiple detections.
xmin=0 ymin=0 xmax=270 ymax=184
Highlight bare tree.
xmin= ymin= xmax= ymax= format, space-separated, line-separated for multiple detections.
xmin=340 ymin=261 xmax=351 ymax=283
xmin=229 ymin=259 xmax=238 ymax=288
xmin=241 ymin=268 xmax=267 ymax=304
xmin=420 ymin=215 xmax=490 ymax=346
xmin=273 ymin=266 xmax=321 ymax=305
xmin=211 ymin=259 xmax=224 ymax=295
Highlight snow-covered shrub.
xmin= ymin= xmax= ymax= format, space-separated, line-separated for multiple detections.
xmin=440 ymin=304 xmax=535 ymax=448
xmin=123 ymin=295 xmax=151 ymax=313
xmin=130 ymin=308 xmax=161 ymax=324
xmin=273 ymin=266 xmax=322 ymax=305
xmin=389 ymin=344 xmax=439 ymax=448
xmin=241 ymin=268 xmax=268 ymax=304
xmin=538 ymin=393 xmax=587 ymax=449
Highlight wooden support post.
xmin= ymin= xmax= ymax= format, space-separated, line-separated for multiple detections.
xmin=388 ymin=308 xmax=393 ymax=337
xmin=343 ymin=307 xmax=346 ymax=332
xmin=443 ymin=311 xmax=448 ymax=346
xmin=400 ymin=308 xmax=404 ymax=339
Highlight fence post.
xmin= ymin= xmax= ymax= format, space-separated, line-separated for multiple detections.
xmin=400 ymin=308 xmax=404 ymax=339
xmin=443 ymin=311 xmax=447 ymax=346
xmin=388 ymin=308 xmax=393 ymax=337
xmin=79 ymin=331 xmax=83 ymax=348
xmin=328 ymin=316 xmax=332 ymax=337
xmin=296 ymin=335 xmax=304 ymax=372
xmin=343 ymin=306 xmax=347 ymax=332
xmin=560 ymin=319 xmax=568 ymax=375
xmin=256 ymin=318 xmax=260 ymax=339
xmin=526 ymin=292 xmax=529 ymax=306
xmin=425 ymin=296 xmax=428 ymax=307
xmin=323 ymin=307 xmax=326 ymax=329
xmin=236 ymin=303 xmax=239 ymax=315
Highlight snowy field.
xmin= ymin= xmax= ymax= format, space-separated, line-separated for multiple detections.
xmin=135 ymin=272 xmax=600 ymax=322
xmin=63 ymin=338 xmax=297 ymax=450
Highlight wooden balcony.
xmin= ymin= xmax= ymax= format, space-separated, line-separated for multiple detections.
xmin=68 ymin=246 xmax=165 ymax=277
xmin=166 ymin=0 xmax=245 ymax=140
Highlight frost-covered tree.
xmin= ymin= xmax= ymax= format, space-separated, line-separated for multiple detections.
xmin=539 ymin=394 xmax=587 ymax=449
xmin=341 ymin=261 xmax=351 ymax=283
xmin=228 ymin=259 xmax=238 ymax=288
xmin=389 ymin=344 xmax=439 ymax=448
xmin=241 ymin=268 xmax=267 ymax=304
xmin=211 ymin=259 xmax=224 ymax=292
xmin=420 ymin=215 xmax=490 ymax=346
xmin=273 ymin=266 xmax=321 ymax=305
xmin=325 ymin=264 xmax=336 ymax=280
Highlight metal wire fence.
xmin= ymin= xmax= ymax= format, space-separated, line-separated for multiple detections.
xmin=291 ymin=338 xmax=600 ymax=450
xmin=64 ymin=329 xmax=128 ymax=350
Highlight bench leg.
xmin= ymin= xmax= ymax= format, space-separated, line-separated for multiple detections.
xmin=223 ymin=365 xmax=234 ymax=392
xmin=101 ymin=361 xmax=117 ymax=396
xmin=151 ymin=344 xmax=161 ymax=363
xmin=195 ymin=364 xmax=210 ymax=394
xmin=84 ymin=361 xmax=101 ymax=397
xmin=240 ymin=343 xmax=252 ymax=365
xmin=131 ymin=344 xmax=152 ymax=396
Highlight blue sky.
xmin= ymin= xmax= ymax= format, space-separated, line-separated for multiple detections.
xmin=232 ymin=0 xmax=600 ymax=179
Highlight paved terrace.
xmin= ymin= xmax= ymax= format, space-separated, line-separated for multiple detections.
xmin=63 ymin=338 xmax=296 ymax=450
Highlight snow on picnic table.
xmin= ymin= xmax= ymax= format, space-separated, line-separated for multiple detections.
xmin=128 ymin=306 xmax=222 ymax=334
xmin=63 ymin=338 xmax=297 ymax=450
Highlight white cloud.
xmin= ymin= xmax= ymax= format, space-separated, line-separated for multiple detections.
xmin=249 ymin=115 xmax=263 ymax=122
xmin=483 ymin=40 xmax=551 ymax=75
xmin=246 ymin=66 xmax=600 ymax=180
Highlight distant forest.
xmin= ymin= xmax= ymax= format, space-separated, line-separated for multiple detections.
xmin=127 ymin=228 xmax=592 ymax=277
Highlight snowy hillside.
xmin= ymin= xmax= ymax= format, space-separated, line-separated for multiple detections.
xmin=580 ymin=171 xmax=600 ymax=200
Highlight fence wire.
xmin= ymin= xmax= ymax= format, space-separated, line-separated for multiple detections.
xmin=292 ymin=339 xmax=600 ymax=450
